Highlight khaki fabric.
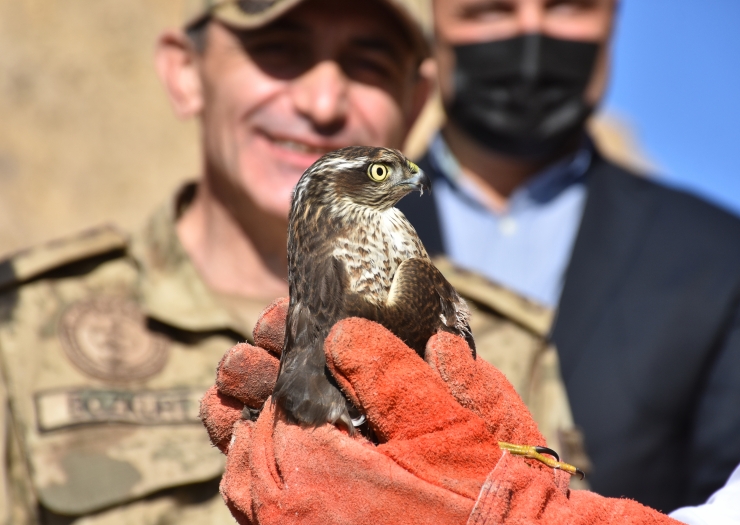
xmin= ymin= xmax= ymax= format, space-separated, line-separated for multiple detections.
xmin=0 ymin=184 xmax=586 ymax=523
xmin=183 ymin=0 xmax=432 ymax=54
xmin=0 ymin=185 xmax=268 ymax=524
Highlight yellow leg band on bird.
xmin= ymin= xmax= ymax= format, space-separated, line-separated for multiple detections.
xmin=498 ymin=442 xmax=585 ymax=480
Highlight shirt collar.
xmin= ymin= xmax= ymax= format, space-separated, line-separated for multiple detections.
xmin=428 ymin=133 xmax=594 ymax=212
xmin=130 ymin=183 xmax=265 ymax=339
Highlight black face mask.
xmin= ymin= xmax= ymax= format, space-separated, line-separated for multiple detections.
xmin=446 ymin=34 xmax=600 ymax=159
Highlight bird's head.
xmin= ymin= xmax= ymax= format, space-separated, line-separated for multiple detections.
xmin=291 ymin=146 xmax=430 ymax=214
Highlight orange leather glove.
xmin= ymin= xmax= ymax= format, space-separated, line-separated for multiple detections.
xmin=199 ymin=298 xmax=285 ymax=456
xmin=200 ymin=298 xmax=679 ymax=525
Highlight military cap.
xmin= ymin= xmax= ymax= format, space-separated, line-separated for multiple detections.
xmin=183 ymin=0 xmax=431 ymax=56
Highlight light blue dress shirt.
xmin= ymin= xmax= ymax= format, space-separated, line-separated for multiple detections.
xmin=429 ymin=134 xmax=592 ymax=307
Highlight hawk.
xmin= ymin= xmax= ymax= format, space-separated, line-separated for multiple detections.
xmin=273 ymin=146 xmax=476 ymax=433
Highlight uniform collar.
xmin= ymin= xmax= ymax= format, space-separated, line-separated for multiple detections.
xmin=433 ymin=256 xmax=554 ymax=336
xmin=130 ymin=183 xmax=266 ymax=339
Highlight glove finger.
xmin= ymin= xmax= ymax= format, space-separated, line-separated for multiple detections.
xmin=425 ymin=331 xmax=545 ymax=445
xmin=252 ymin=297 xmax=288 ymax=357
xmin=221 ymin=419 xmax=258 ymax=524
xmin=324 ymin=318 xmax=482 ymax=442
xmin=200 ymin=385 xmax=243 ymax=453
xmin=217 ymin=343 xmax=279 ymax=408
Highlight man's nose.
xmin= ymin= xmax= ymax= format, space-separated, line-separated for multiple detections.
xmin=516 ymin=1 xmax=546 ymax=34
xmin=291 ymin=60 xmax=349 ymax=132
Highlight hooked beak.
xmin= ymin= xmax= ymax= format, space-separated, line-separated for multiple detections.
xmin=405 ymin=169 xmax=431 ymax=196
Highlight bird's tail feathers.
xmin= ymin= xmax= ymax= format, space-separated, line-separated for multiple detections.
xmin=273 ymin=342 xmax=354 ymax=433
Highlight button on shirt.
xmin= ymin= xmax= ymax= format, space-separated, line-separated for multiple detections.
xmin=429 ymin=134 xmax=592 ymax=307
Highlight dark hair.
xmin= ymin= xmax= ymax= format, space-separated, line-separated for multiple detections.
xmin=185 ymin=16 xmax=210 ymax=54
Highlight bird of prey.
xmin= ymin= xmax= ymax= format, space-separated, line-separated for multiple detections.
xmin=273 ymin=146 xmax=475 ymax=433
xmin=270 ymin=146 xmax=585 ymax=478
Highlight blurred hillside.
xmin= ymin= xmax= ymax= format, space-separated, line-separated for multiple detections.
xmin=0 ymin=1 xmax=198 ymax=256
xmin=0 ymin=1 xmax=653 ymax=258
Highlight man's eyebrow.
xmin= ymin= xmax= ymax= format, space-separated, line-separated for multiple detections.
xmin=458 ymin=0 xmax=512 ymax=17
xmin=350 ymin=36 xmax=406 ymax=59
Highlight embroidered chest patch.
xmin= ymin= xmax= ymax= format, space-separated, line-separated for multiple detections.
xmin=58 ymin=297 xmax=169 ymax=382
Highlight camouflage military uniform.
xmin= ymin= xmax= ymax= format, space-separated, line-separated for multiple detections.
xmin=0 ymin=186 xmax=271 ymax=524
xmin=0 ymin=185 xmax=586 ymax=524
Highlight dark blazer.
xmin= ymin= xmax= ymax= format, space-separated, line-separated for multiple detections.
xmin=399 ymin=150 xmax=740 ymax=512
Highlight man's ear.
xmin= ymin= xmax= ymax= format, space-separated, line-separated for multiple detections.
xmin=155 ymin=30 xmax=204 ymax=119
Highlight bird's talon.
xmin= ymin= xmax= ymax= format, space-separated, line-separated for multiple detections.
xmin=499 ymin=442 xmax=585 ymax=479
xmin=534 ymin=446 xmax=559 ymax=461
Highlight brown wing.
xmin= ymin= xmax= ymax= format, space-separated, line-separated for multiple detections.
xmin=379 ymin=258 xmax=476 ymax=357
xmin=274 ymin=254 xmax=356 ymax=431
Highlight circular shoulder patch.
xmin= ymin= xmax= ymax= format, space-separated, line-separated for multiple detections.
xmin=59 ymin=297 xmax=169 ymax=382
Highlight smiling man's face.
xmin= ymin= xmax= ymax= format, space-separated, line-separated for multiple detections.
xmin=194 ymin=0 xmax=426 ymax=218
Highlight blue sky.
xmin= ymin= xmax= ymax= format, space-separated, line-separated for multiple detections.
xmin=602 ymin=0 xmax=740 ymax=215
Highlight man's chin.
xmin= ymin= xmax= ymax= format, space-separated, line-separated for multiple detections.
xmin=245 ymin=171 xmax=302 ymax=211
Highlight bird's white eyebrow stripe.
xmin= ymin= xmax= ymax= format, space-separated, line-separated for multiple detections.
xmin=315 ymin=157 xmax=368 ymax=171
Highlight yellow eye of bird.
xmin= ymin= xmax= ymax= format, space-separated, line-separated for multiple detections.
xmin=367 ymin=163 xmax=390 ymax=182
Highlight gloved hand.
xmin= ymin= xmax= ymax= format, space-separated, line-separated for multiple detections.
xmin=200 ymin=298 xmax=679 ymax=525
xmin=199 ymin=297 xmax=286 ymax=455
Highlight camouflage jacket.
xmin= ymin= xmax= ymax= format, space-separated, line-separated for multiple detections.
xmin=0 ymin=185 xmax=587 ymax=524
